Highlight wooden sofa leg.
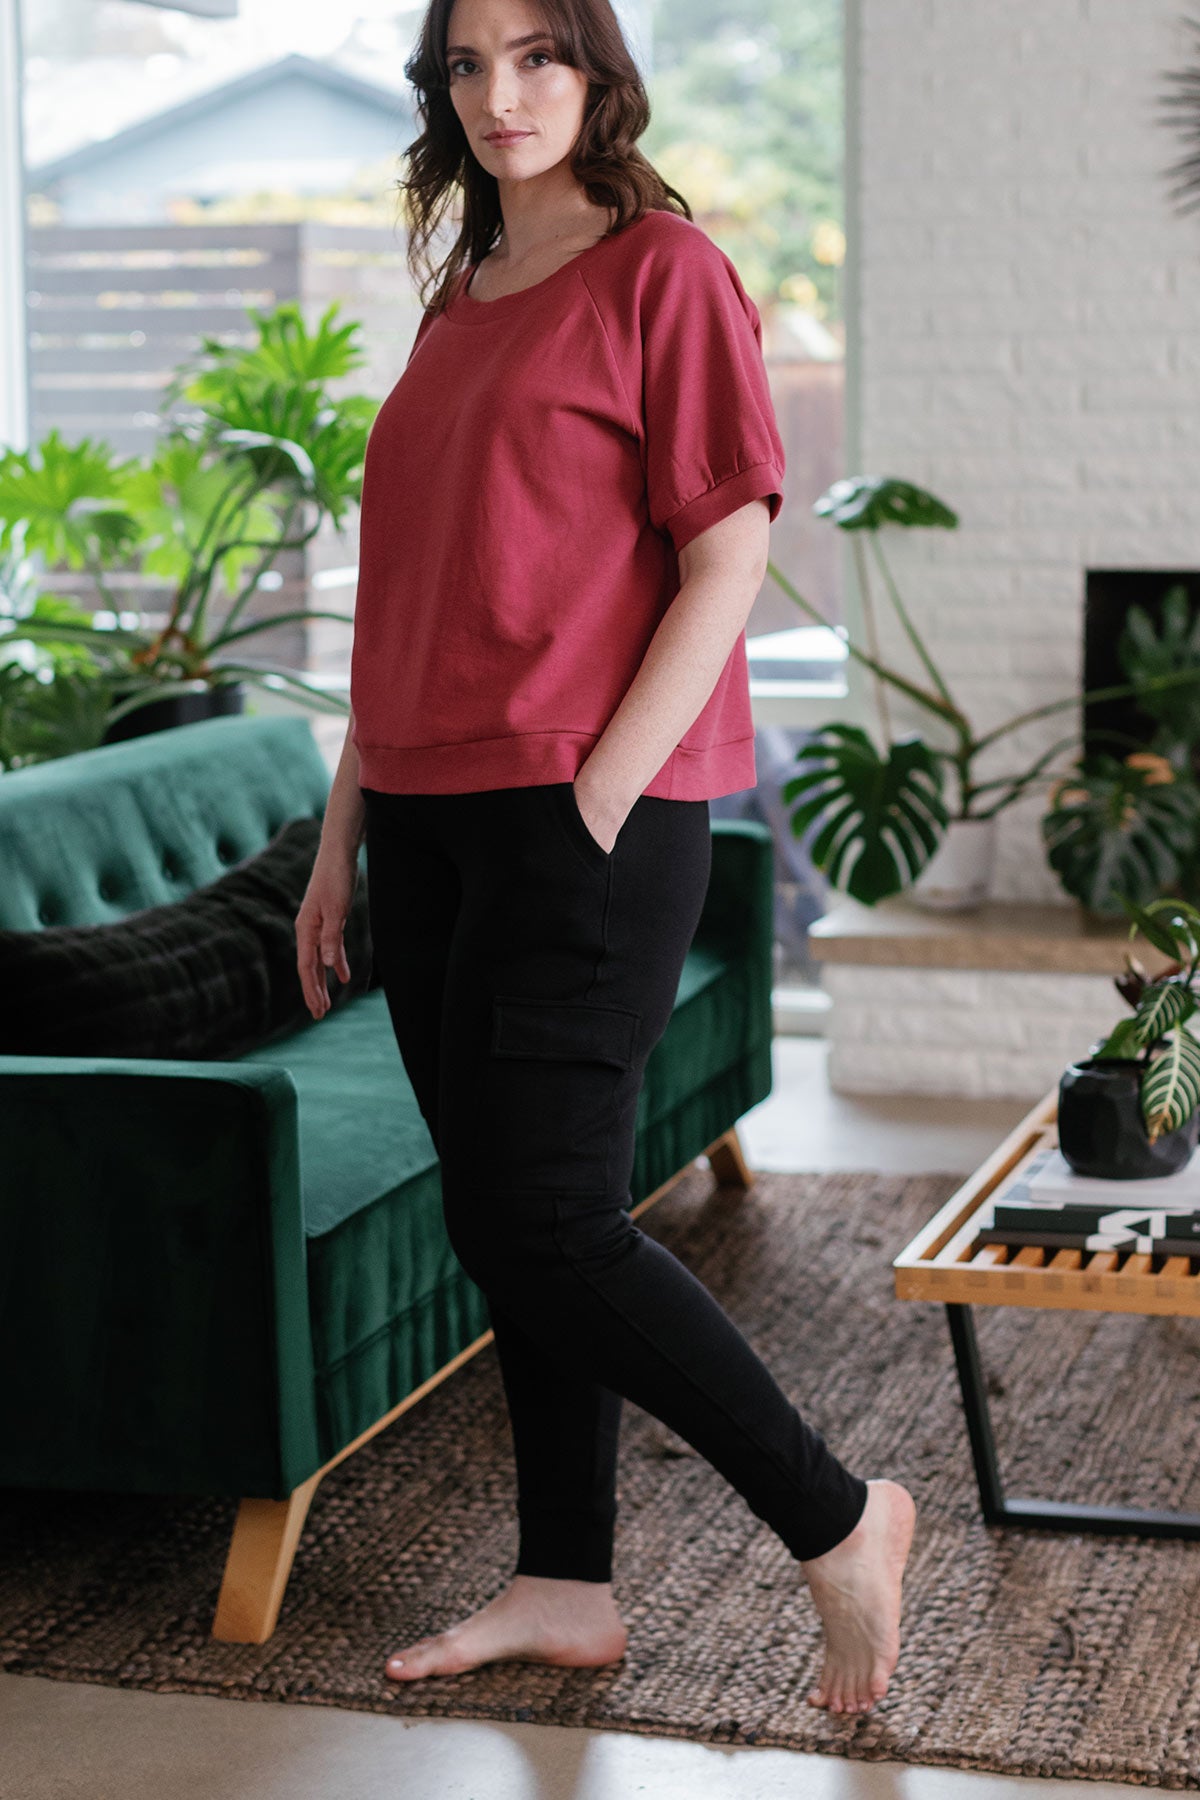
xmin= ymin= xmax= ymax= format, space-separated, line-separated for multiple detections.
xmin=705 ymin=1125 xmax=754 ymax=1190
xmin=211 ymin=1473 xmax=322 ymax=1644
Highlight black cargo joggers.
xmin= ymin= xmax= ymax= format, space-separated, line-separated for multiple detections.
xmin=361 ymin=778 xmax=869 ymax=1582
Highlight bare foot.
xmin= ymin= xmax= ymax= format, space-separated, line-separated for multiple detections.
xmin=384 ymin=1574 xmax=628 ymax=1681
xmin=801 ymin=1478 xmax=916 ymax=1715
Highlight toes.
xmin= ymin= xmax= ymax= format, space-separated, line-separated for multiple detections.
xmin=385 ymin=1635 xmax=451 ymax=1680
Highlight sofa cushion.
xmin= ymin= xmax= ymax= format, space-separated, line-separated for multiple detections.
xmin=0 ymin=817 xmax=372 ymax=1059
xmin=235 ymin=950 xmax=769 ymax=1460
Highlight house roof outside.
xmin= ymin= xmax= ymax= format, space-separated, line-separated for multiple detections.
xmin=29 ymin=52 xmax=413 ymax=185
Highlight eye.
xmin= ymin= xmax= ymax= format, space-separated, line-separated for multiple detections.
xmin=448 ymin=48 xmax=553 ymax=78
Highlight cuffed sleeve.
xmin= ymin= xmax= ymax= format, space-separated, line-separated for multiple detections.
xmin=641 ymin=234 xmax=786 ymax=555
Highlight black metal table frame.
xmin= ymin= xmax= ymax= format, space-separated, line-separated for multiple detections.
xmin=946 ymin=1301 xmax=1200 ymax=1541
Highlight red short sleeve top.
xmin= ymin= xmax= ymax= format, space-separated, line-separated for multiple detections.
xmin=349 ymin=209 xmax=786 ymax=800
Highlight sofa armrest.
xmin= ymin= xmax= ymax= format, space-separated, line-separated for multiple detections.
xmin=698 ymin=815 xmax=775 ymax=994
xmin=0 ymin=1057 xmax=320 ymax=1499
xmin=687 ymin=818 xmax=776 ymax=1071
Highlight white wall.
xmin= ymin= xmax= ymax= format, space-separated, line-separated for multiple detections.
xmin=0 ymin=0 xmax=28 ymax=452
xmin=853 ymin=0 xmax=1200 ymax=904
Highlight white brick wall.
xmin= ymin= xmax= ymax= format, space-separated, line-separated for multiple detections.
xmin=822 ymin=964 xmax=1123 ymax=1099
xmin=854 ymin=1 xmax=1200 ymax=906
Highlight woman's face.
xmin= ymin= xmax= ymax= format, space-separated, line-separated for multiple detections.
xmin=445 ymin=0 xmax=591 ymax=186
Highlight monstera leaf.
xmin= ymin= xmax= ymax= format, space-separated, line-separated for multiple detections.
xmin=812 ymin=475 xmax=959 ymax=533
xmin=1041 ymin=756 xmax=1200 ymax=914
xmin=782 ymin=725 xmax=949 ymax=905
xmin=1119 ymin=585 xmax=1200 ymax=748
xmin=1142 ymin=1025 xmax=1200 ymax=1141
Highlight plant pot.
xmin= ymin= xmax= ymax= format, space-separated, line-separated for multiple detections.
xmin=908 ymin=817 xmax=997 ymax=912
xmin=1057 ymin=1056 xmax=1200 ymax=1180
xmin=101 ymin=680 xmax=245 ymax=746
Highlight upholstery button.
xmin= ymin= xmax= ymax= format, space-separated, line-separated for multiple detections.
xmin=161 ymin=852 xmax=180 ymax=880
xmin=216 ymin=840 xmax=236 ymax=865
xmin=98 ymin=877 xmax=116 ymax=901
xmin=37 ymin=901 xmax=56 ymax=925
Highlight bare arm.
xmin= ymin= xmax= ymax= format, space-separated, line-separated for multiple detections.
xmin=297 ymin=705 xmax=367 ymax=1019
xmin=321 ymin=703 xmax=368 ymax=865
xmin=574 ymin=497 xmax=771 ymax=850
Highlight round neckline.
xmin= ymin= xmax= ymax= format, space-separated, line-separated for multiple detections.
xmin=446 ymin=212 xmax=652 ymax=325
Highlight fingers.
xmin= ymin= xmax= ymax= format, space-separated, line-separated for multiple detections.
xmin=295 ymin=909 xmax=352 ymax=1020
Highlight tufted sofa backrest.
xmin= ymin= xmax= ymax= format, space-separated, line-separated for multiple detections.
xmin=0 ymin=715 xmax=333 ymax=932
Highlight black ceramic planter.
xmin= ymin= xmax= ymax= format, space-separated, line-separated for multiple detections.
xmin=1058 ymin=1056 xmax=1200 ymax=1180
xmin=101 ymin=680 xmax=245 ymax=746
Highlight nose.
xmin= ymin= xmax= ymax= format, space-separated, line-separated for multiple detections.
xmin=483 ymin=64 xmax=519 ymax=121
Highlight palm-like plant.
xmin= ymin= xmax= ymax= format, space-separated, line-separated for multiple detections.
xmin=771 ymin=476 xmax=1200 ymax=906
xmin=0 ymin=301 xmax=376 ymax=735
xmin=1157 ymin=13 xmax=1200 ymax=218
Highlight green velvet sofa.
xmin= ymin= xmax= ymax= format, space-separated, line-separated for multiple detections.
xmin=0 ymin=714 xmax=775 ymax=1641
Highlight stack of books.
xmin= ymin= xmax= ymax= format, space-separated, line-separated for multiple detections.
xmin=977 ymin=1142 xmax=1200 ymax=1258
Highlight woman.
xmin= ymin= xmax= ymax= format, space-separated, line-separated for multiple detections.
xmin=296 ymin=0 xmax=915 ymax=1716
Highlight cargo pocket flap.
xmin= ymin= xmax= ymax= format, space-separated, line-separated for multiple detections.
xmin=491 ymin=998 xmax=640 ymax=1070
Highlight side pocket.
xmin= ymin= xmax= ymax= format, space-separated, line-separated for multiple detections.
xmin=550 ymin=782 xmax=612 ymax=871
xmin=484 ymin=997 xmax=643 ymax=1192
xmin=491 ymin=997 xmax=639 ymax=1069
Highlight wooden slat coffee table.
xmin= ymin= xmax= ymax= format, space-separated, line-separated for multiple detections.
xmin=893 ymin=1085 xmax=1200 ymax=1539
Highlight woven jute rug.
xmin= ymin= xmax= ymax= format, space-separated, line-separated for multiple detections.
xmin=4 ymin=1166 xmax=1200 ymax=1787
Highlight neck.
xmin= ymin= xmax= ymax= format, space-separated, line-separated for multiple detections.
xmin=492 ymin=169 xmax=610 ymax=264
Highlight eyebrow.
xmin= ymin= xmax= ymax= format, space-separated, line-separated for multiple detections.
xmin=445 ymin=32 xmax=554 ymax=56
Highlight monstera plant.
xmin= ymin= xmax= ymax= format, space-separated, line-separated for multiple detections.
xmin=0 ymin=301 xmax=376 ymax=748
xmin=1041 ymin=585 xmax=1200 ymax=915
xmin=769 ymin=477 xmax=1200 ymax=906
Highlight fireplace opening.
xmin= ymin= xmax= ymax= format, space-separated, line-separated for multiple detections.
xmin=1082 ymin=568 xmax=1200 ymax=763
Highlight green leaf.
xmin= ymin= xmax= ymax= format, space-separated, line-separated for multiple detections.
xmin=812 ymin=475 xmax=959 ymax=533
xmin=1041 ymin=756 xmax=1200 ymax=913
xmin=0 ymin=663 xmax=112 ymax=768
xmin=1094 ymin=1017 xmax=1145 ymax=1060
xmin=0 ymin=429 xmax=140 ymax=570
xmin=213 ymin=427 xmax=316 ymax=490
xmin=124 ymin=438 xmax=283 ymax=595
xmin=1129 ymin=979 xmax=1197 ymax=1045
xmin=1118 ymin=583 xmax=1200 ymax=746
xmin=208 ymin=607 xmax=355 ymax=651
xmin=1142 ymin=1026 xmax=1200 ymax=1141
xmin=782 ymin=725 xmax=948 ymax=904
xmin=175 ymin=301 xmax=366 ymax=408
xmin=1140 ymin=894 xmax=1200 ymax=945
xmin=163 ymin=302 xmax=372 ymax=525
xmin=1116 ymin=893 xmax=1200 ymax=962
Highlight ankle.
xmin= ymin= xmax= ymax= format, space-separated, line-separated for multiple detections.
xmin=512 ymin=1572 xmax=617 ymax=1602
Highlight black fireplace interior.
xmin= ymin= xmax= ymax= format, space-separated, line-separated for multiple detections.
xmin=1082 ymin=568 xmax=1200 ymax=764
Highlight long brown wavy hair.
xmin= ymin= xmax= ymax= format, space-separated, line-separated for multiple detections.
xmin=400 ymin=0 xmax=692 ymax=315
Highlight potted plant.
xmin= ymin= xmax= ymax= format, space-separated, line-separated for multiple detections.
xmin=0 ymin=542 xmax=115 ymax=768
xmin=0 ymin=300 xmax=376 ymax=746
xmin=1042 ymin=584 xmax=1200 ymax=915
xmin=1058 ymin=896 xmax=1200 ymax=1180
xmin=768 ymin=477 xmax=1200 ymax=909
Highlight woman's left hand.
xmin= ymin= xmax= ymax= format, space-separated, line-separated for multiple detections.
xmin=573 ymin=768 xmax=630 ymax=855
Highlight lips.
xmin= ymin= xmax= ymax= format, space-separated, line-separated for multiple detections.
xmin=485 ymin=131 xmax=533 ymax=144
